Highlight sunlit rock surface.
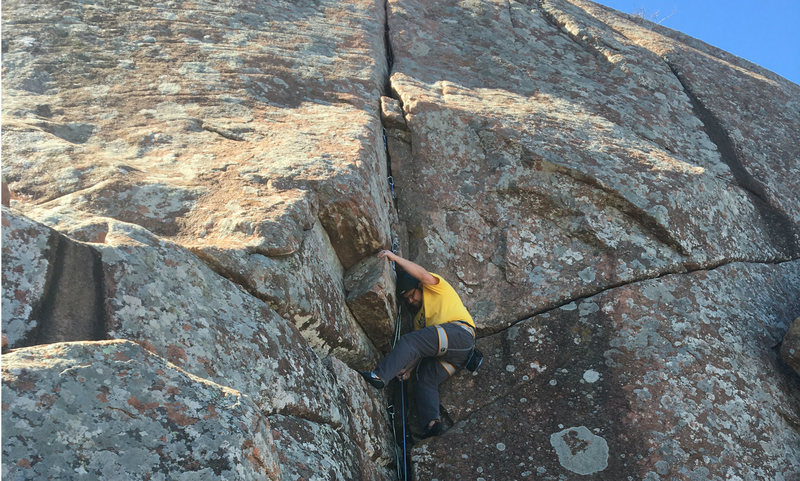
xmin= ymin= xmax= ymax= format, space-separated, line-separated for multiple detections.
xmin=386 ymin=0 xmax=800 ymax=334
xmin=2 ymin=0 xmax=396 ymax=364
xmin=3 ymin=0 xmax=799 ymax=479
xmin=2 ymin=340 xmax=282 ymax=480
xmin=383 ymin=0 xmax=800 ymax=479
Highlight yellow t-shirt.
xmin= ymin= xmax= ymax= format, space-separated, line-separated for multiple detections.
xmin=413 ymin=273 xmax=475 ymax=330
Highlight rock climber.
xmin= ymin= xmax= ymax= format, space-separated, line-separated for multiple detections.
xmin=360 ymin=250 xmax=480 ymax=438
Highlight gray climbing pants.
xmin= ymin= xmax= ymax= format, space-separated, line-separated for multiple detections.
xmin=374 ymin=321 xmax=475 ymax=429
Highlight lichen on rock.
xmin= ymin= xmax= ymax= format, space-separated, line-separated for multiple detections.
xmin=2 ymin=0 xmax=800 ymax=480
xmin=2 ymin=340 xmax=281 ymax=480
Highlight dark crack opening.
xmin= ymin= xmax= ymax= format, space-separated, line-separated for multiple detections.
xmin=667 ymin=62 xmax=800 ymax=258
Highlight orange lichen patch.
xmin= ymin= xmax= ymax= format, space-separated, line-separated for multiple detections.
xmin=14 ymin=376 xmax=36 ymax=392
xmin=164 ymin=402 xmax=199 ymax=426
xmin=97 ymin=386 xmax=110 ymax=403
xmin=204 ymin=404 xmax=219 ymax=420
xmin=15 ymin=289 xmax=28 ymax=303
xmin=166 ymin=345 xmax=187 ymax=366
xmin=135 ymin=339 xmax=158 ymax=354
xmin=114 ymin=351 xmax=132 ymax=362
xmin=127 ymin=396 xmax=159 ymax=414
xmin=37 ymin=393 xmax=58 ymax=409
xmin=242 ymin=439 xmax=265 ymax=470
xmin=17 ymin=459 xmax=31 ymax=468
xmin=197 ymin=356 xmax=216 ymax=377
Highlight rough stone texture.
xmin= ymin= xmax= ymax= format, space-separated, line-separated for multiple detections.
xmin=195 ymin=221 xmax=380 ymax=368
xmin=1 ymin=209 xmax=395 ymax=479
xmin=267 ymin=412 xmax=395 ymax=481
xmin=2 ymin=340 xmax=281 ymax=480
xmin=577 ymin=0 xmax=800 ymax=236
xmin=269 ymin=414 xmax=363 ymax=481
xmin=344 ymin=255 xmax=398 ymax=353
xmin=417 ymin=261 xmax=800 ymax=480
xmin=1 ymin=207 xmax=104 ymax=349
xmin=2 ymin=208 xmax=54 ymax=348
xmin=54 ymin=211 xmax=350 ymax=426
xmin=3 ymin=0 xmax=800 ymax=480
xmin=1 ymin=0 xmax=396 ymax=367
xmin=782 ymin=317 xmax=800 ymax=375
xmin=329 ymin=356 xmax=395 ymax=468
xmin=386 ymin=0 xmax=800 ymax=334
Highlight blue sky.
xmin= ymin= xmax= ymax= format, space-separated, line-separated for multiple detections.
xmin=595 ymin=0 xmax=800 ymax=85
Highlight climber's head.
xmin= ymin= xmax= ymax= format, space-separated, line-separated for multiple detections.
xmin=397 ymin=270 xmax=422 ymax=308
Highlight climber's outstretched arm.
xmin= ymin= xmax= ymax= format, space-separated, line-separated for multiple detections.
xmin=376 ymin=250 xmax=438 ymax=286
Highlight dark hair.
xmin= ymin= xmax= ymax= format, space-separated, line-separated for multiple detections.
xmin=396 ymin=270 xmax=420 ymax=296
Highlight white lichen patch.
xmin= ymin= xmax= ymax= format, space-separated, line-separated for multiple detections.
xmin=583 ymin=369 xmax=600 ymax=383
xmin=550 ymin=426 xmax=609 ymax=475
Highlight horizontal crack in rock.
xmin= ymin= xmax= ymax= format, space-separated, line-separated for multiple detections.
xmin=487 ymin=256 xmax=800 ymax=338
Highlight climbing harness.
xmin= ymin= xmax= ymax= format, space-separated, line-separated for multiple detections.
xmin=435 ymin=325 xmax=448 ymax=356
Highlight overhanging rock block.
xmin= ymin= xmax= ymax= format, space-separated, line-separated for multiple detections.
xmin=344 ymin=255 xmax=398 ymax=353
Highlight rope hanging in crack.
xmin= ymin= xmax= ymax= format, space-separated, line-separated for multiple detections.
xmin=386 ymin=241 xmax=408 ymax=480
xmin=383 ymin=131 xmax=408 ymax=481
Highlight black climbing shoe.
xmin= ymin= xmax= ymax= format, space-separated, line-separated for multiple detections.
xmin=422 ymin=420 xmax=443 ymax=438
xmin=359 ymin=371 xmax=385 ymax=389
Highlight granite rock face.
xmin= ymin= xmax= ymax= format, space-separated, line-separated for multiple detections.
xmin=424 ymin=261 xmax=800 ymax=480
xmin=3 ymin=0 xmax=399 ymax=475
xmin=782 ymin=317 xmax=800 ymax=375
xmin=383 ymin=0 xmax=800 ymax=479
xmin=386 ymin=0 xmax=800 ymax=334
xmin=2 ymin=340 xmax=281 ymax=480
xmin=1 ymin=209 xmax=393 ymax=478
xmin=2 ymin=0 xmax=396 ymax=365
xmin=3 ymin=0 xmax=800 ymax=480
xmin=1 ymin=207 xmax=104 ymax=349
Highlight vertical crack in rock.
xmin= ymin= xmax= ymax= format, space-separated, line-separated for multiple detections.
xmin=667 ymin=62 xmax=800 ymax=258
xmin=535 ymin=0 xmax=618 ymax=70
xmin=32 ymin=235 xmax=107 ymax=345
xmin=383 ymin=0 xmax=394 ymax=93
xmin=380 ymin=0 xmax=412 ymax=221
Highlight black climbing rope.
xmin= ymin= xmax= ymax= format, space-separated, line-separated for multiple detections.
xmin=387 ymin=247 xmax=410 ymax=481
